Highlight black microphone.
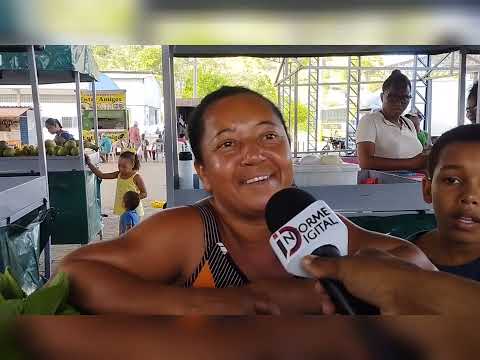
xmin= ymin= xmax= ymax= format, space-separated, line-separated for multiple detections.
xmin=266 ymin=187 xmax=379 ymax=315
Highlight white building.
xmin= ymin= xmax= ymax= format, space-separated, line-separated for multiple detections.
xmin=0 ymin=71 xmax=163 ymax=142
xmin=103 ymin=71 xmax=163 ymax=135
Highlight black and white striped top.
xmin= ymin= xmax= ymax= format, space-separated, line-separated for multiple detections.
xmin=184 ymin=200 xmax=249 ymax=288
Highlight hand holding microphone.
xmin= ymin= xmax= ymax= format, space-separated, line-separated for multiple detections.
xmin=266 ymin=187 xmax=379 ymax=315
xmin=301 ymin=249 xmax=456 ymax=315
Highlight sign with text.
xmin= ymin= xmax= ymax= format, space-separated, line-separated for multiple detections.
xmin=81 ymin=90 xmax=126 ymax=111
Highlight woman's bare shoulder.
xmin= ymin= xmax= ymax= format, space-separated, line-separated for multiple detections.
xmin=145 ymin=205 xmax=208 ymax=280
xmin=145 ymin=205 xmax=204 ymax=233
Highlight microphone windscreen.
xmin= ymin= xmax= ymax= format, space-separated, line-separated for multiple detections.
xmin=265 ymin=187 xmax=316 ymax=233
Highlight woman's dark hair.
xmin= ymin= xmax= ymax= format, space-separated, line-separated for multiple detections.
xmin=123 ymin=191 xmax=140 ymax=211
xmin=382 ymin=70 xmax=411 ymax=92
xmin=44 ymin=118 xmax=62 ymax=129
xmin=187 ymin=86 xmax=290 ymax=163
xmin=468 ymin=81 xmax=478 ymax=100
xmin=119 ymin=151 xmax=140 ymax=171
xmin=427 ymin=124 xmax=480 ymax=178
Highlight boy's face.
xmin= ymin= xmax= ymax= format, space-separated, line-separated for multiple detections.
xmin=423 ymin=142 xmax=480 ymax=243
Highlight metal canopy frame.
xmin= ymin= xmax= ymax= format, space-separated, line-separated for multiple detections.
xmin=171 ymin=45 xmax=465 ymax=58
xmin=1 ymin=45 xmax=101 ymax=279
xmin=162 ymin=45 xmax=478 ymax=209
xmin=0 ymin=46 xmax=52 ymax=277
xmin=276 ymin=51 xmax=480 ymax=154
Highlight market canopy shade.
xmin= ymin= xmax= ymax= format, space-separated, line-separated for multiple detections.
xmin=0 ymin=45 xmax=99 ymax=85
xmin=171 ymin=45 xmax=480 ymax=57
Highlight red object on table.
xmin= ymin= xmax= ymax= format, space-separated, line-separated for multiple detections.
xmin=341 ymin=156 xmax=359 ymax=164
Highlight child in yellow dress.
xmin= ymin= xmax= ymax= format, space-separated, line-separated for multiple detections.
xmin=85 ymin=151 xmax=147 ymax=218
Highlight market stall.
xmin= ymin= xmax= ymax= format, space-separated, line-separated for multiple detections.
xmin=161 ymin=45 xmax=479 ymax=219
xmin=81 ymin=86 xmax=128 ymax=133
xmin=0 ymin=46 xmax=51 ymax=286
xmin=0 ymin=45 xmax=102 ymax=246
xmin=159 ymin=45 xmax=480 ymax=239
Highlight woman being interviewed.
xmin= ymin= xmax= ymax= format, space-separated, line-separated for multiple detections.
xmin=356 ymin=70 xmax=428 ymax=171
xmin=59 ymin=86 xmax=434 ymax=315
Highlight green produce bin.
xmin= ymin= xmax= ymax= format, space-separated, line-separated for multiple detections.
xmin=48 ymin=171 xmax=102 ymax=245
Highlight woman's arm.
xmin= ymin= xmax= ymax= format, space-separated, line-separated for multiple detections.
xmin=357 ymin=142 xmax=427 ymax=171
xmin=57 ymin=207 xmax=257 ymax=315
xmin=340 ymin=215 xmax=436 ymax=271
xmin=60 ymin=259 xmax=255 ymax=315
xmin=84 ymin=155 xmax=119 ymax=179
xmin=133 ymin=174 xmax=147 ymax=199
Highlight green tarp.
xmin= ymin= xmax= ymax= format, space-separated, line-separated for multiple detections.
xmin=48 ymin=171 xmax=102 ymax=245
xmin=0 ymin=45 xmax=99 ymax=84
xmin=348 ymin=213 xmax=437 ymax=240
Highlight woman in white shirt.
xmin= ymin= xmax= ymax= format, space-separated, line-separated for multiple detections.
xmin=356 ymin=70 xmax=427 ymax=170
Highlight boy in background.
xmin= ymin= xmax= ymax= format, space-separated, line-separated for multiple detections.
xmin=119 ymin=191 xmax=141 ymax=235
xmin=411 ymin=124 xmax=480 ymax=281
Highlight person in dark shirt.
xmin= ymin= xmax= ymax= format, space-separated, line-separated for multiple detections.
xmin=466 ymin=81 xmax=478 ymax=124
xmin=411 ymin=124 xmax=480 ymax=281
xmin=44 ymin=118 xmax=75 ymax=145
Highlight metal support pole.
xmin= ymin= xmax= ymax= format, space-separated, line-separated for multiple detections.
xmin=277 ymin=84 xmax=281 ymax=109
xmin=346 ymin=57 xmax=352 ymax=148
xmin=477 ymin=82 xmax=480 ymax=125
xmin=356 ymin=56 xmax=361 ymax=129
xmin=293 ymin=72 xmax=299 ymax=158
xmin=307 ymin=60 xmax=312 ymax=150
xmin=287 ymin=61 xmax=292 ymax=133
xmin=92 ymin=80 xmax=99 ymax=145
xmin=28 ymin=48 xmax=47 ymax=179
xmin=75 ymin=72 xmax=93 ymax=247
xmin=75 ymin=72 xmax=86 ymax=169
xmin=346 ymin=56 xmax=360 ymax=151
xmin=27 ymin=45 xmax=51 ymax=278
xmin=411 ymin=55 xmax=418 ymax=113
xmin=162 ymin=46 xmax=178 ymax=207
xmin=425 ymin=56 xmax=433 ymax=139
xmin=315 ymin=59 xmax=320 ymax=151
xmin=458 ymin=51 xmax=467 ymax=126
xmin=193 ymin=58 xmax=198 ymax=99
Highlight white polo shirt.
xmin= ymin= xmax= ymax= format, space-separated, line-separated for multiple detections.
xmin=356 ymin=110 xmax=423 ymax=159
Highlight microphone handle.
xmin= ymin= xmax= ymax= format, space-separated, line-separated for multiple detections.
xmin=312 ymin=245 xmax=380 ymax=315
xmin=321 ymin=279 xmax=356 ymax=315
xmin=320 ymin=278 xmax=380 ymax=315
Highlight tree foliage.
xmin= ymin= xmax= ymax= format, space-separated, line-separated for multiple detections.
xmin=91 ymin=47 xmax=390 ymax=140
xmin=92 ymin=45 xmax=162 ymax=76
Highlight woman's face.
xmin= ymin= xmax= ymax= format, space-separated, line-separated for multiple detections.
xmin=381 ymin=84 xmax=411 ymax=119
xmin=196 ymin=94 xmax=294 ymax=216
xmin=46 ymin=124 xmax=59 ymax=135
